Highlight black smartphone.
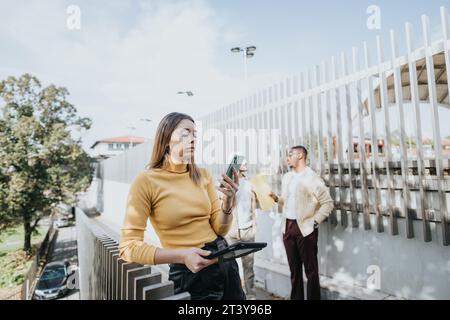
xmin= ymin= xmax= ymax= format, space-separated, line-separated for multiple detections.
xmin=225 ymin=155 xmax=244 ymax=180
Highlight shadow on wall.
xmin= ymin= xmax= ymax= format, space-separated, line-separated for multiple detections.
xmin=318 ymin=213 xmax=450 ymax=300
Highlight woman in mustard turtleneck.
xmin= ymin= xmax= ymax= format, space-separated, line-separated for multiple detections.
xmin=119 ymin=112 xmax=246 ymax=300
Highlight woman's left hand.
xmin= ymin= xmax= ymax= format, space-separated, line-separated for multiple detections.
xmin=217 ymin=169 xmax=239 ymax=213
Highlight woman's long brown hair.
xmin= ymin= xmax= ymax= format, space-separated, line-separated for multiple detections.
xmin=146 ymin=112 xmax=202 ymax=185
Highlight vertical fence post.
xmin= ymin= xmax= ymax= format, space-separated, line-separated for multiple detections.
xmin=293 ymin=75 xmax=301 ymax=146
xmin=280 ymin=96 xmax=288 ymax=159
xmin=439 ymin=6 xmax=450 ymax=245
xmin=390 ymin=29 xmax=414 ymax=239
xmin=322 ymin=63 xmax=333 ymax=166
xmin=364 ymin=41 xmax=384 ymax=233
xmin=315 ymin=65 xmax=325 ymax=178
xmin=323 ymin=60 xmax=338 ymax=226
xmin=342 ymin=51 xmax=358 ymax=228
xmin=300 ymin=72 xmax=307 ymax=147
xmin=422 ymin=14 xmax=450 ymax=246
xmin=331 ymin=56 xmax=348 ymax=227
xmin=308 ymin=69 xmax=316 ymax=171
xmin=353 ymin=46 xmax=371 ymax=230
xmin=405 ymin=22 xmax=430 ymax=242
xmin=286 ymin=77 xmax=294 ymax=150
xmin=376 ymin=35 xmax=398 ymax=236
xmin=257 ymin=94 xmax=264 ymax=174
xmin=275 ymin=84 xmax=284 ymax=174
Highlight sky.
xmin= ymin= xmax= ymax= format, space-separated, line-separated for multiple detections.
xmin=0 ymin=0 xmax=449 ymax=153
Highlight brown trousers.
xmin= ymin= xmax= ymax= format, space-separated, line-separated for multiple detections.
xmin=283 ymin=219 xmax=320 ymax=300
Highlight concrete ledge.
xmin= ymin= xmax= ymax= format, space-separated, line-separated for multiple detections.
xmin=107 ymin=249 xmax=119 ymax=299
xmin=126 ymin=266 xmax=152 ymax=300
xmin=143 ymin=281 xmax=174 ymax=300
xmin=162 ymin=292 xmax=191 ymax=300
xmin=111 ymin=254 xmax=119 ymax=299
xmin=319 ymin=275 xmax=402 ymax=300
xmin=135 ymin=273 xmax=162 ymax=300
xmin=120 ymin=262 xmax=142 ymax=299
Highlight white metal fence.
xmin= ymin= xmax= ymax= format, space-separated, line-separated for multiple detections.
xmin=198 ymin=6 xmax=450 ymax=246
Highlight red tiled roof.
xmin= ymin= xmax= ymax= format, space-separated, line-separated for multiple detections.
xmin=90 ymin=136 xmax=146 ymax=148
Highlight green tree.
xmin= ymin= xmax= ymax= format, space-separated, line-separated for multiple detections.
xmin=0 ymin=74 xmax=94 ymax=252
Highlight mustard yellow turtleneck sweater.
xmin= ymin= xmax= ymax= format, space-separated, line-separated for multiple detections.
xmin=118 ymin=158 xmax=231 ymax=265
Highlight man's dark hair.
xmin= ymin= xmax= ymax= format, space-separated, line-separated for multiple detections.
xmin=291 ymin=145 xmax=308 ymax=160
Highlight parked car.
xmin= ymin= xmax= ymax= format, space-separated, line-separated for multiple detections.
xmin=54 ymin=217 xmax=70 ymax=228
xmin=33 ymin=261 xmax=72 ymax=300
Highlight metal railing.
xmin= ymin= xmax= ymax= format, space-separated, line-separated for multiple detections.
xmin=75 ymin=208 xmax=190 ymax=300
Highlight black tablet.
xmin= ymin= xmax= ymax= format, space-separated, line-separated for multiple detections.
xmin=205 ymin=241 xmax=267 ymax=262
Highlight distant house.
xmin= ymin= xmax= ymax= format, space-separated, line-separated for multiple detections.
xmin=90 ymin=136 xmax=146 ymax=159
xmin=443 ymin=138 xmax=450 ymax=155
xmin=331 ymin=135 xmax=385 ymax=160
xmin=341 ymin=136 xmax=450 ymax=160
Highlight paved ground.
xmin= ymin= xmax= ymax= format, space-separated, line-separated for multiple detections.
xmin=0 ymin=285 xmax=21 ymax=300
xmin=47 ymin=225 xmax=79 ymax=300
xmin=254 ymin=287 xmax=286 ymax=300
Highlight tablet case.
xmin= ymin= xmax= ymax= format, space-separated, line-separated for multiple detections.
xmin=205 ymin=241 xmax=267 ymax=262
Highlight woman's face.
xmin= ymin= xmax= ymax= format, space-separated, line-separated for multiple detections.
xmin=169 ymin=119 xmax=197 ymax=163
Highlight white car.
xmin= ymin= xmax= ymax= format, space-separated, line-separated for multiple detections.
xmin=54 ymin=217 xmax=70 ymax=228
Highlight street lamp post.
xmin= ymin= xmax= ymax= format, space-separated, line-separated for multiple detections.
xmin=126 ymin=119 xmax=152 ymax=150
xmin=140 ymin=118 xmax=153 ymax=140
xmin=231 ymin=46 xmax=256 ymax=81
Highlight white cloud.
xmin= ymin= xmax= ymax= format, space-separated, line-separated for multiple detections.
xmin=0 ymin=0 xmax=285 ymax=153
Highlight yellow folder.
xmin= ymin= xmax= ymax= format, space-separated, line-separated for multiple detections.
xmin=249 ymin=174 xmax=275 ymax=211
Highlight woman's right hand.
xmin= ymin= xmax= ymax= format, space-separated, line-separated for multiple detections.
xmin=182 ymin=248 xmax=218 ymax=273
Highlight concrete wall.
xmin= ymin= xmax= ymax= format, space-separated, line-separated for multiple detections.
xmin=253 ymin=208 xmax=450 ymax=299
xmin=76 ymin=207 xmax=100 ymax=300
xmin=102 ymin=140 xmax=153 ymax=184
xmin=87 ymin=140 xmax=450 ymax=300
xmin=95 ymin=140 xmax=162 ymax=248
xmin=317 ymin=215 xmax=450 ymax=299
